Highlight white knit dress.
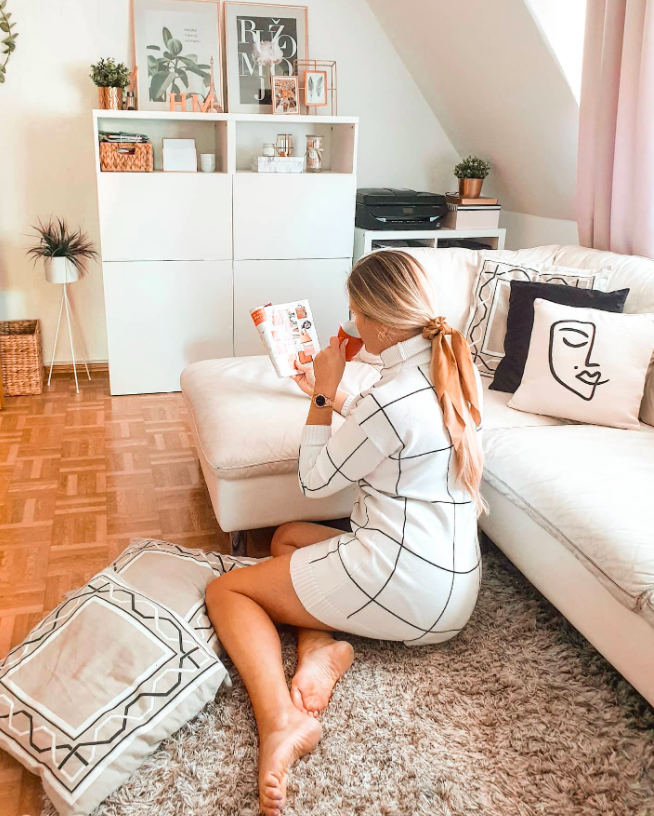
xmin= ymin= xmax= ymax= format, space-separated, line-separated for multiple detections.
xmin=290 ymin=334 xmax=483 ymax=646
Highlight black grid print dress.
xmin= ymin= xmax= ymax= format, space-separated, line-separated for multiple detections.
xmin=290 ymin=333 xmax=483 ymax=645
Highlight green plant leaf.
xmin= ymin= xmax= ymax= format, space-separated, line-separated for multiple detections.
xmin=0 ymin=22 xmax=9 ymax=32
xmin=0 ymin=73 xmax=4 ymax=83
xmin=171 ymin=82 xmax=180 ymax=94
xmin=163 ymin=51 xmax=173 ymax=60
xmin=147 ymin=44 xmax=161 ymax=50
xmin=177 ymin=56 xmax=197 ymax=67
xmin=185 ymin=65 xmax=209 ymax=79
xmin=203 ymin=75 xmax=211 ymax=88
xmin=195 ymin=64 xmax=211 ymax=69
xmin=177 ymin=69 xmax=188 ymax=88
xmin=185 ymin=53 xmax=197 ymax=60
xmin=150 ymin=70 xmax=174 ymax=100
xmin=147 ymin=55 xmax=158 ymax=72
xmin=0 ymin=2 xmax=6 ymax=10
xmin=162 ymin=27 xmax=172 ymax=47
xmin=168 ymin=38 xmax=182 ymax=56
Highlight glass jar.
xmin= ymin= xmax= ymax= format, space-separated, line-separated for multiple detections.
xmin=262 ymin=143 xmax=275 ymax=157
xmin=305 ymin=135 xmax=323 ymax=173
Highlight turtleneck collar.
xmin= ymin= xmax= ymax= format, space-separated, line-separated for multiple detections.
xmin=379 ymin=333 xmax=432 ymax=370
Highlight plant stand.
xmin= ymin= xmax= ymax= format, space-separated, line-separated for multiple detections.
xmin=47 ymin=283 xmax=91 ymax=394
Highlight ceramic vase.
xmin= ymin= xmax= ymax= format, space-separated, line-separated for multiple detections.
xmin=458 ymin=178 xmax=484 ymax=198
xmin=44 ymin=257 xmax=81 ymax=284
xmin=98 ymin=87 xmax=123 ymax=110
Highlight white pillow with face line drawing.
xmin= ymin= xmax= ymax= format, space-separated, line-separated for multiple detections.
xmin=509 ymin=299 xmax=654 ymax=430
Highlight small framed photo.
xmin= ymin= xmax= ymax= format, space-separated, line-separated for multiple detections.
xmin=305 ymin=70 xmax=327 ymax=107
xmin=271 ymin=75 xmax=299 ymax=115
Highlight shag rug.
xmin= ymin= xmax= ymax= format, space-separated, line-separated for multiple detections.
xmin=42 ymin=542 xmax=654 ymax=816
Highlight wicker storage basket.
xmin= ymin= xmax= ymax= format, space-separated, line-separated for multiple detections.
xmin=100 ymin=142 xmax=154 ymax=172
xmin=0 ymin=320 xmax=44 ymax=395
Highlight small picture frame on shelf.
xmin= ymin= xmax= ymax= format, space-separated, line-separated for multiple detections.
xmin=271 ymin=75 xmax=299 ymax=115
xmin=304 ymin=70 xmax=327 ymax=107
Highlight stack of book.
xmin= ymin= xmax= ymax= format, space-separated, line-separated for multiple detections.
xmin=442 ymin=192 xmax=500 ymax=230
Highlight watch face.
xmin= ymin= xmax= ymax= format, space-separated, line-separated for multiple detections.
xmin=315 ymin=394 xmax=327 ymax=407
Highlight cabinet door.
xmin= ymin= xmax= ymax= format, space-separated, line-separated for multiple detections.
xmin=233 ymin=258 xmax=350 ymax=357
xmin=103 ymin=260 xmax=233 ymax=395
xmin=98 ymin=174 xmax=233 ymax=261
xmin=233 ymin=174 xmax=356 ymax=260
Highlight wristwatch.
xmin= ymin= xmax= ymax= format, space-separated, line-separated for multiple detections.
xmin=311 ymin=393 xmax=334 ymax=409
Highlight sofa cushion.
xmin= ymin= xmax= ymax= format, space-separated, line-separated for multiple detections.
xmin=480 ymin=376 xmax=565 ymax=430
xmin=181 ymin=356 xmax=381 ymax=480
xmin=482 ymin=424 xmax=654 ymax=627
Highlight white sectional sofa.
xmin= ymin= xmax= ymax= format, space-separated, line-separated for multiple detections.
xmin=181 ymin=244 xmax=654 ymax=706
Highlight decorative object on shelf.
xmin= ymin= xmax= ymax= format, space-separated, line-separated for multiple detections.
xmin=255 ymin=156 xmax=303 ymax=173
xmin=305 ymin=134 xmax=323 ymax=172
xmin=262 ymin=142 xmax=275 ymax=157
xmin=162 ymin=137 xmax=197 ymax=171
xmin=223 ymin=2 xmax=308 ymax=114
xmin=275 ymin=133 xmax=294 ymax=157
xmin=99 ymin=131 xmax=153 ymax=172
xmin=27 ymin=218 xmax=97 ymax=393
xmin=0 ymin=0 xmax=18 ymax=85
xmin=294 ymin=59 xmax=337 ymax=115
xmin=0 ymin=321 xmax=43 ymax=396
xmin=453 ymin=155 xmax=491 ymax=199
xmin=200 ymin=152 xmax=216 ymax=172
xmin=305 ymin=70 xmax=327 ymax=107
xmin=166 ymin=56 xmax=224 ymax=113
xmin=133 ymin=0 xmax=223 ymax=112
xmin=90 ymin=57 xmax=131 ymax=110
xmin=125 ymin=90 xmax=136 ymax=110
xmin=271 ymin=74 xmax=298 ymax=114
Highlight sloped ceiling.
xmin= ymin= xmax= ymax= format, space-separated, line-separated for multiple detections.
xmin=366 ymin=0 xmax=580 ymax=220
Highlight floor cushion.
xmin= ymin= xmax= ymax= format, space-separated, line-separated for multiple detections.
xmin=482 ymin=424 xmax=654 ymax=627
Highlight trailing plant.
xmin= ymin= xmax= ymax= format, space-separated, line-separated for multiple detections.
xmin=0 ymin=0 xmax=18 ymax=84
xmin=147 ymin=26 xmax=211 ymax=101
xmin=27 ymin=218 xmax=98 ymax=274
xmin=454 ymin=155 xmax=491 ymax=180
xmin=89 ymin=57 xmax=131 ymax=89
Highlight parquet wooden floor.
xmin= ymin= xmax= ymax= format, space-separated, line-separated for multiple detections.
xmin=0 ymin=371 xmax=273 ymax=816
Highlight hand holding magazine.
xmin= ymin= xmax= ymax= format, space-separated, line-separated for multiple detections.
xmin=250 ymin=300 xmax=320 ymax=378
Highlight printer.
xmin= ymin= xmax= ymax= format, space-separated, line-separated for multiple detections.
xmin=355 ymin=188 xmax=447 ymax=231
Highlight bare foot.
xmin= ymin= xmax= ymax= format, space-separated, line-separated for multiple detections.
xmin=290 ymin=639 xmax=354 ymax=716
xmin=258 ymin=708 xmax=322 ymax=815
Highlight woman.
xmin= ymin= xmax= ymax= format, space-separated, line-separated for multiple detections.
xmin=206 ymin=250 xmax=485 ymax=816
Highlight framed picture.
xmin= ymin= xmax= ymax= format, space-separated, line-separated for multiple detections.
xmin=223 ymin=2 xmax=308 ymax=113
xmin=304 ymin=70 xmax=327 ymax=107
xmin=132 ymin=0 xmax=223 ymax=112
xmin=271 ymin=75 xmax=298 ymax=115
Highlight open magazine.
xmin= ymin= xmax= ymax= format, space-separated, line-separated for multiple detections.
xmin=250 ymin=300 xmax=320 ymax=378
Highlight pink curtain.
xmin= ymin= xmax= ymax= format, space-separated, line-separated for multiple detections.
xmin=577 ymin=0 xmax=654 ymax=257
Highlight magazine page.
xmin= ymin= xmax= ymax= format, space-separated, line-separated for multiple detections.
xmin=250 ymin=300 xmax=320 ymax=378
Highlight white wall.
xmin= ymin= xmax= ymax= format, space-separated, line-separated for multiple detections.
xmin=500 ymin=212 xmax=579 ymax=250
xmin=0 ymin=0 xmax=457 ymax=364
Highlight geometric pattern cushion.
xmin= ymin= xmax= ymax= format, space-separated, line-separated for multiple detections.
xmin=465 ymin=259 xmax=609 ymax=377
xmin=0 ymin=570 xmax=228 ymax=816
xmin=111 ymin=538 xmax=263 ymax=658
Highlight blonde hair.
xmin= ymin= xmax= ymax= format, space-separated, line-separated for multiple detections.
xmin=347 ymin=250 xmax=485 ymax=514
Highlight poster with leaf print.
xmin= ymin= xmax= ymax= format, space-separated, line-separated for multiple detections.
xmin=133 ymin=0 xmax=223 ymax=111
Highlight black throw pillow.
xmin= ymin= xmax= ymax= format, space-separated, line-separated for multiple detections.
xmin=490 ymin=280 xmax=630 ymax=393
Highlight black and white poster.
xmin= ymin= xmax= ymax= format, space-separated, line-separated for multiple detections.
xmin=224 ymin=3 xmax=308 ymax=113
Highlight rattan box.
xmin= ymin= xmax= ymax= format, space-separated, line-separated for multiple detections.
xmin=100 ymin=142 xmax=154 ymax=172
xmin=0 ymin=320 xmax=44 ymax=395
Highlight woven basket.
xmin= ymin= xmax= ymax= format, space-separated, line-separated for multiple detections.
xmin=100 ymin=142 xmax=153 ymax=172
xmin=0 ymin=320 xmax=44 ymax=395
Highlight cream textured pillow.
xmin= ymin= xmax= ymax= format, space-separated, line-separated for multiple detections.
xmin=466 ymin=259 xmax=609 ymax=377
xmin=509 ymin=299 xmax=654 ymax=430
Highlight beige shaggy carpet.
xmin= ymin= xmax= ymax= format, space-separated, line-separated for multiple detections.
xmin=42 ymin=541 xmax=654 ymax=816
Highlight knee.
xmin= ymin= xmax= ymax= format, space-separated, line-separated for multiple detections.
xmin=205 ymin=572 xmax=234 ymax=611
xmin=271 ymin=521 xmax=301 ymax=556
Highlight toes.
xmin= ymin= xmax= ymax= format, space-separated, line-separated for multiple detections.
xmin=290 ymin=684 xmax=307 ymax=714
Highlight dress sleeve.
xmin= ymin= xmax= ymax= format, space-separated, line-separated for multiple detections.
xmin=298 ymin=395 xmax=401 ymax=498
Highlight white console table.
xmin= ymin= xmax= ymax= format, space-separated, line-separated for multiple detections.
xmin=353 ymin=225 xmax=506 ymax=263
xmin=93 ymin=110 xmax=358 ymax=396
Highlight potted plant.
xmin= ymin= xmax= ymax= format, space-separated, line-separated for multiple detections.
xmin=453 ymin=155 xmax=491 ymax=199
xmin=90 ymin=57 xmax=131 ymax=110
xmin=27 ymin=218 xmax=98 ymax=284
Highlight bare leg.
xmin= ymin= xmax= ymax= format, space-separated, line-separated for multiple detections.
xmin=206 ymin=555 xmax=334 ymax=815
xmin=271 ymin=522 xmax=355 ymax=715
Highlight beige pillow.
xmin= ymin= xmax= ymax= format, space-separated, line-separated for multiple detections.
xmin=509 ymin=299 xmax=654 ymax=430
xmin=466 ymin=260 xmax=609 ymax=377
xmin=0 ymin=570 xmax=227 ymax=816
xmin=640 ymin=355 xmax=654 ymax=427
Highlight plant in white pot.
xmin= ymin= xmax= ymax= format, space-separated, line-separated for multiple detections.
xmin=27 ymin=217 xmax=98 ymax=283
xmin=27 ymin=218 xmax=98 ymax=393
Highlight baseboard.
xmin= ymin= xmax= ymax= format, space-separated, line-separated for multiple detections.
xmin=46 ymin=362 xmax=109 ymax=374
